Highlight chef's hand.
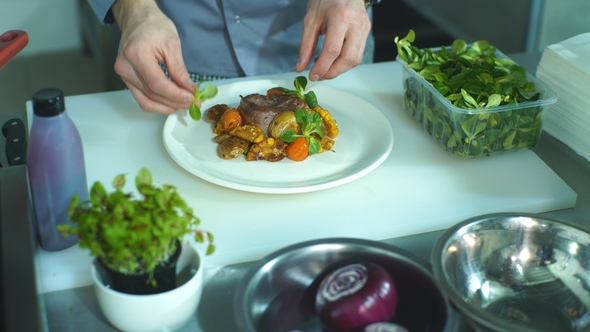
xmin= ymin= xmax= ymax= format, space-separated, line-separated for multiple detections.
xmin=297 ymin=0 xmax=371 ymax=81
xmin=111 ymin=0 xmax=196 ymax=114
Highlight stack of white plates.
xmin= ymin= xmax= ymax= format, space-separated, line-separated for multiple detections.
xmin=536 ymin=33 xmax=590 ymax=161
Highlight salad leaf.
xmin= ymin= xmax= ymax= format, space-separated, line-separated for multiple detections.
xmin=394 ymin=29 xmax=417 ymax=63
xmin=189 ymin=81 xmax=218 ymax=121
xmin=395 ymin=30 xmax=545 ymax=158
xmin=270 ymin=76 xmax=319 ymax=108
xmin=280 ymin=109 xmax=323 ymax=155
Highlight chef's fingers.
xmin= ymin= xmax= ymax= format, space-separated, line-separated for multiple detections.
xmin=307 ymin=20 xmax=347 ymax=81
xmin=124 ymin=60 xmax=194 ymax=111
xmin=124 ymin=78 xmax=179 ymax=114
xmin=114 ymin=30 xmax=195 ymax=111
xmin=304 ymin=0 xmax=370 ymax=81
xmin=297 ymin=11 xmax=321 ymax=73
xmin=164 ymin=49 xmax=195 ymax=94
xmin=318 ymin=20 xmax=370 ymax=80
xmin=115 ymin=55 xmax=192 ymax=113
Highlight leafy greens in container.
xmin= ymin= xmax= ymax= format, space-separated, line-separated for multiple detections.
xmin=394 ymin=30 xmax=557 ymax=158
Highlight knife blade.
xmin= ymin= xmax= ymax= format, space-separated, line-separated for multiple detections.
xmin=2 ymin=118 xmax=27 ymax=166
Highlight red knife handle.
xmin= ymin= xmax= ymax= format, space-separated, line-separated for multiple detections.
xmin=0 ymin=30 xmax=29 ymax=70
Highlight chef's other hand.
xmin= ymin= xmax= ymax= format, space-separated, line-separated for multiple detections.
xmin=112 ymin=0 xmax=196 ymax=114
xmin=297 ymin=0 xmax=371 ymax=81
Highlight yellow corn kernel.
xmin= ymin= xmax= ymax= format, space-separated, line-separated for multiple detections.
xmin=313 ymin=106 xmax=339 ymax=138
xmin=326 ymin=120 xmax=339 ymax=138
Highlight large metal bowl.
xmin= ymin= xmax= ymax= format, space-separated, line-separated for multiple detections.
xmin=432 ymin=213 xmax=590 ymax=332
xmin=235 ymin=238 xmax=459 ymax=332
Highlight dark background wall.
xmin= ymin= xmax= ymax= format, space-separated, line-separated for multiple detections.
xmin=372 ymin=1 xmax=454 ymax=63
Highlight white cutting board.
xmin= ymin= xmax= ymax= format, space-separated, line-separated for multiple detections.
xmin=31 ymin=62 xmax=576 ymax=293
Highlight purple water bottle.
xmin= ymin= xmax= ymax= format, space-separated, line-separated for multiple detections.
xmin=27 ymin=88 xmax=88 ymax=251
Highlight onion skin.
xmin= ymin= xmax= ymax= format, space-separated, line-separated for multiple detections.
xmin=315 ymin=262 xmax=398 ymax=332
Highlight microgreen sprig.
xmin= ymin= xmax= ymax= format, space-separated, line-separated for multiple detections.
xmin=394 ymin=29 xmax=544 ymax=158
xmin=280 ymin=109 xmax=324 ymax=155
xmin=189 ymin=81 xmax=218 ymax=120
xmin=270 ymin=76 xmax=319 ymax=108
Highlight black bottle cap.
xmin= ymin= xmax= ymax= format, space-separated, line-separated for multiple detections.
xmin=32 ymin=88 xmax=65 ymax=117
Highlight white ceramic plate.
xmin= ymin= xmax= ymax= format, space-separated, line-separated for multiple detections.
xmin=162 ymin=79 xmax=394 ymax=194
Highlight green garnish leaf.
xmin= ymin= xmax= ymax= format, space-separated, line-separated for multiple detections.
xmin=294 ymin=76 xmax=308 ymax=94
xmin=276 ymin=76 xmax=319 ymax=108
xmin=394 ymin=29 xmax=417 ymax=63
xmin=189 ymin=103 xmax=201 ymax=121
xmin=305 ymin=91 xmax=318 ymax=108
xmin=189 ymin=81 xmax=218 ymax=121
xmin=199 ymin=84 xmax=218 ymax=101
xmin=280 ymin=130 xmax=299 ymax=143
xmin=308 ymin=137 xmax=321 ymax=155
xmin=395 ymin=29 xmax=543 ymax=158
xmin=280 ymin=109 xmax=323 ymax=154
xmin=451 ymin=39 xmax=467 ymax=54
xmin=461 ymin=89 xmax=479 ymax=108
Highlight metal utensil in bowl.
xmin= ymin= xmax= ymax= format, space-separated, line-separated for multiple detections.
xmin=235 ymin=237 xmax=459 ymax=332
xmin=432 ymin=213 xmax=590 ymax=332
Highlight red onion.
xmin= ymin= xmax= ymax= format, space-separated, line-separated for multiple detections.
xmin=315 ymin=262 xmax=398 ymax=332
xmin=363 ymin=322 xmax=409 ymax=332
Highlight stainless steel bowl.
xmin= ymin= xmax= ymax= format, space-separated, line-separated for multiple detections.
xmin=235 ymin=238 xmax=459 ymax=332
xmin=432 ymin=213 xmax=590 ymax=332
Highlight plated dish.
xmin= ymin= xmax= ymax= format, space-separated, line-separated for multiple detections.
xmin=162 ymin=80 xmax=394 ymax=194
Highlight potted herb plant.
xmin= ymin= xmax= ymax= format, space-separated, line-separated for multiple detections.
xmin=58 ymin=167 xmax=215 ymax=331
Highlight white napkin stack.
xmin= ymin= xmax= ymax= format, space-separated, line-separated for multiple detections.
xmin=536 ymin=33 xmax=590 ymax=161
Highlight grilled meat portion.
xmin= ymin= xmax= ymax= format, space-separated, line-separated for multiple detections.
xmin=238 ymin=93 xmax=306 ymax=135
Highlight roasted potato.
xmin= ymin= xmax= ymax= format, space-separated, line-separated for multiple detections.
xmin=206 ymin=104 xmax=229 ymax=123
xmin=217 ymin=136 xmax=250 ymax=159
xmin=246 ymin=137 xmax=287 ymax=162
xmin=229 ymin=125 xmax=265 ymax=143
xmin=268 ymin=111 xmax=301 ymax=140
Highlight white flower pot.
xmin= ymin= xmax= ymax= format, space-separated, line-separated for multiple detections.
xmin=91 ymin=241 xmax=204 ymax=332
